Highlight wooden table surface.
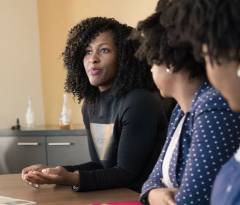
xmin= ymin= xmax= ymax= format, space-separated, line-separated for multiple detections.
xmin=0 ymin=174 xmax=140 ymax=205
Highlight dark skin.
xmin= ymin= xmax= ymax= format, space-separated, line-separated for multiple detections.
xmin=22 ymin=165 xmax=79 ymax=188
xmin=22 ymin=31 xmax=119 ymax=189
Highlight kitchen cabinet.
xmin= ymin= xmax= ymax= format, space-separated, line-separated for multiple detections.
xmin=0 ymin=136 xmax=46 ymax=174
xmin=47 ymin=136 xmax=90 ymax=167
xmin=0 ymin=125 xmax=90 ymax=174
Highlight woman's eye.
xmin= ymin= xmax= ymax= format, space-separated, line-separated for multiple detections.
xmin=101 ymin=48 xmax=109 ymax=53
xmin=85 ymin=50 xmax=92 ymax=55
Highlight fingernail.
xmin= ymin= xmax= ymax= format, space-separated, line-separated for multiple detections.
xmin=29 ymin=182 xmax=32 ymax=185
xmin=24 ymin=174 xmax=28 ymax=180
xmin=34 ymin=184 xmax=39 ymax=188
xmin=42 ymin=169 xmax=48 ymax=173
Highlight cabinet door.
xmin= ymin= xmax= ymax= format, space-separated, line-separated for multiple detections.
xmin=46 ymin=136 xmax=91 ymax=167
xmin=0 ymin=136 xmax=46 ymax=174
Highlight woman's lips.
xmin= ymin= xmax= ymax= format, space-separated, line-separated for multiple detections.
xmin=89 ymin=68 xmax=103 ymax=75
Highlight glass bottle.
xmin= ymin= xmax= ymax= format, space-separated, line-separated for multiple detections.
xmin=59 ymin=93 xmax=72 ymax=129
xmin=25 ymin=96 xmax=35 ymax=129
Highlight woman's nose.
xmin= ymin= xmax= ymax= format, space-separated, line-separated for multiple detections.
xmin=89 ymin=52 xmax=100 ymax=64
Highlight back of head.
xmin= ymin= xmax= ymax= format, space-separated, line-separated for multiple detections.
xmin=134 ymin=0 xmax=205 ymax=79
xmin=62 ymin=17 xmax=157 ymax=104
xmin=169 ymin=0 xmax=240 ymax=63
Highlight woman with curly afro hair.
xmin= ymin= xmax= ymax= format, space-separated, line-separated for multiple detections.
xmin=21 ymin=17 xmax=169 ymax=193
xmin=167 ymin=0 xmax=240 ymax=204
xmin=133 ymin=0 xmax=240 ymax=205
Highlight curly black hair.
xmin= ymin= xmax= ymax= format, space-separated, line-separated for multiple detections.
xmin=168 ymin=0 xmax=240 ymax=63
xmin=134 ymin=0 xmax=206 ymax=79
xmin=62 ymin=17 xmax=157 ymax=106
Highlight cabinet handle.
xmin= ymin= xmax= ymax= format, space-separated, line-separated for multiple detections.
xmin=17 ymin=143 xmax=39 ymax=146
xmin=48 ymin=143 xmax=71 ymax=146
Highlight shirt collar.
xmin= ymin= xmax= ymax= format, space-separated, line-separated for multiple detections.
xmin=189 ymin=80 xmax=212 ymax=112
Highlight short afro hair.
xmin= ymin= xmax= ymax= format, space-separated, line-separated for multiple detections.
xmin=169 ymin=0 xmax=240 ymax=63
xmin=134 ymin=0 xmax=206 ymax=79
xmin=62 ymin=17 xmax=157 ymax=105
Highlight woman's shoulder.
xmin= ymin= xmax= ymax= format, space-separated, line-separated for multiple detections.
xmin=123 ymin=88 xmax=162 ymax=105
xmin=125 ymin=88 xmax=161 ymax=98
xmin=191 ymin=83 xmax=228 ymax=112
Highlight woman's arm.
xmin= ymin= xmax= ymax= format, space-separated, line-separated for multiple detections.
xmin=140 ymin=105 xmax=181 ymax=204
xmin=174 ymin=96 xmax=240 ymax=205
xmin=74 ymin=90 xmax=168 ymax=191
xmin=24 ymin=91 xmax=168 ymax=192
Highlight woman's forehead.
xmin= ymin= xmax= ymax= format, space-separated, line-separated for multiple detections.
xmin=87 ymin=31 xmax=115 ymax=47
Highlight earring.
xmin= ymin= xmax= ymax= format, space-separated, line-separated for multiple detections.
xmin=237 ymin=68 xmax=240 ymax=77
xmin=166 ymin=68 xmax=170 ymax=73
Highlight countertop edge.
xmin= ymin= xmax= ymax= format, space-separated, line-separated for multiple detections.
xmin=0 ymin=129 xmax=87 ymax=136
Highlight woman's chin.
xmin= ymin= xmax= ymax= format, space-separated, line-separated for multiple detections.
xmin=229 ymin=101 xmax=240 ymax=113
xmin=160 ymin=91 xmax=171 ymax=98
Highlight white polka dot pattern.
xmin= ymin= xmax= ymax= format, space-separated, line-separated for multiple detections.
xmin=140 ymin=81 xmax=240 ymax=205
xmin=211 ymin=154 xmax=240 ymax=205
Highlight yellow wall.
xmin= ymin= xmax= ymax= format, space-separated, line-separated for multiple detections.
xmin=37 ymin=0 xmax=158 ymax=126
xmin=0 ymin=0 xmax=44 ymax=129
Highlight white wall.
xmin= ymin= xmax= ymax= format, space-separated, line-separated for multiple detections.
xmin=0 ymin=0 xmax=44 ymax=129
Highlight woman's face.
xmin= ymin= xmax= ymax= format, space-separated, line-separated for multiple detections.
xmin=151 ymin=63 xmax=173 ymax=98
xmin=84 ymin=31 xmax=118 ymax=92
xmin=202 ymin=44 xmax=240 ymax=112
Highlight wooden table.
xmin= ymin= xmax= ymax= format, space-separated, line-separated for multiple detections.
xmin=0 ymin=174 xmax=140 ymax=205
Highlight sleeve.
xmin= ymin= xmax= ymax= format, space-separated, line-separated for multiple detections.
xmin=174 ymin=96 xmax=240 ymax=205
xmin=210 ymin=154 xmax=240 ymax=205
xmin=74 ymin=90 xmax=168 ymax=192
xmin=139 ymin=105 xmax=181 ymax=204
xmin=139 ymin=157 xmax=165 ymax=204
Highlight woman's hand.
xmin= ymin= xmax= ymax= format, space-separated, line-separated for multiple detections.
xmin=148 ymin=188 xmax=179 ymax=205
xmin=22 ymin=164 xmax=50 ymax=188
xmin=23 ymin=166 xmax=79 ymax=187
xmin=22 ymin=164 xmax=50 ymax=179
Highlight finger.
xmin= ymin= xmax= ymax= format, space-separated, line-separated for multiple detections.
xmin=171 ymin=188 xmax=179 ymax=195
xmin=22 ymin=166 xmax=40 ymax=179
xmin=23 ymin=170 xmax=39 ymax=181
xmin=23 ymin=174 xmax=28 ymax=181
xmin=32 ymin=171 xmax=59 ymax=184
xmin=42 ymin=167 xmax=61 ymax=176
xmin=22 ymin=167 xmax=32 ymax=179
xmin=31 ymin=183 xmax=40 ymax=189
xmin=24 ymin=173 xmax=44 ymax=184
xmin=27 ymin=171 xmax=34 ymax=174
xmin=165 ymin=196 xmax=177 ymax=205
xmin=28 ymin=182 xmax=40 ymax=189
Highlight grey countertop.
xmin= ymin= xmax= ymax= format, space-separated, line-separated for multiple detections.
xmin=0 ymin=124 xmax=87 ymax=136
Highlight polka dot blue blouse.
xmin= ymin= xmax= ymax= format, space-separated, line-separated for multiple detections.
xmin=140 ymin=81 xmax=240 ymax=205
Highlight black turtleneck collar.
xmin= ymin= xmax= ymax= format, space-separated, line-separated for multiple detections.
xmin=99 ymin=87 xmax=113 ymax=100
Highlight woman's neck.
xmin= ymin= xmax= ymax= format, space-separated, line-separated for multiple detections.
xmin=174 ymin=76 xmax=206 ymax=114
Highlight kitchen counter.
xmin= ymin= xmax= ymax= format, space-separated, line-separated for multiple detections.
xmin=0 ymin=124 xmax=86 ymax=136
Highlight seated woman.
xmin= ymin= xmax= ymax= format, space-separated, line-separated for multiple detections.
xmin=133 ymin=0 xmax=240 ymax=204
xmin=21 ymin=17 xmax=168 ymax=193
xmin=170 ymin=0 xmax=240 ymax=204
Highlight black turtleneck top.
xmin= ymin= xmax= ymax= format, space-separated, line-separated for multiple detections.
xmin=63 ymin=88 xmax=168 ymax=193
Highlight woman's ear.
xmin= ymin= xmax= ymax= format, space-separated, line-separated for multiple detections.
xmin=167 ymin=64 xmax=174 ymax=73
